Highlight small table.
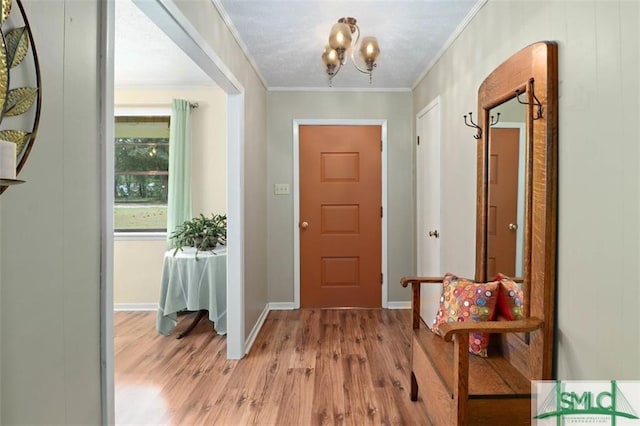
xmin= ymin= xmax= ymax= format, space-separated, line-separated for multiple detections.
xmin=156 ymin=246 xmax=227 ymax=338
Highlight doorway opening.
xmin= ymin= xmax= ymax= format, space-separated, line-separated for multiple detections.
xmin=101 ymin=1 xmax=245 ymax=424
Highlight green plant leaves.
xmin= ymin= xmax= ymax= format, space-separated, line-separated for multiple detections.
xmin=5 ymin=27 xmax=29 ymax=68
xmin=171 ymin=213 xmax=227 ymax=257
xmin=4 ymin=87 xmax=37 ymax=116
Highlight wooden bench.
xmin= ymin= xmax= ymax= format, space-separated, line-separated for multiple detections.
xmin=402 ymin=277 xmax=543 ymax=425
xmin=403 ymin=41 xmax=557 ymax=426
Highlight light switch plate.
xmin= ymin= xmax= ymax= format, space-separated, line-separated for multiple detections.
xmin=274 ymin=183 xmax=290 ymax=195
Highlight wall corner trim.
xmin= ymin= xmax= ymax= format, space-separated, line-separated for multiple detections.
xmin=244 ymin=303 xmax=270 ymax=355
xmin=268 ymin=302 xmax=296 ymax=310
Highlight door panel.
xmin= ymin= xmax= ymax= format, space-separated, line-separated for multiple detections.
xmin=299 ymin=125 xmax=381 ymax=308
xmin=416 ymin=102 xmax=441 ymax=325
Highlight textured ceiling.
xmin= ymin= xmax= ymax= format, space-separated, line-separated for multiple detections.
xmin=114 ymin=0 xmax=213 ymax=88
xmin=114 ymin=0 xmax=482 ymax=90
xmin=218 ymin=0 xmax=481 ymax=89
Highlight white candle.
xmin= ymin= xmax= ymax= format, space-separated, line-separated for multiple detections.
xmin=0 ymin=140 xmax=17 ymax=180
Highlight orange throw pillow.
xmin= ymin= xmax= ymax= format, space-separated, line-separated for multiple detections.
xmin=494 ymin=273 xmax=525 ymax=320
xmin=432 ymin=273 xmax=499 ymax=357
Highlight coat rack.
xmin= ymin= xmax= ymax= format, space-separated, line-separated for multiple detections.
xmin=515 ymin=87 xmax=543 ymax=119
xmin=464 ymin=112 xmax=482 ymax=139
xmin=463 ymin=112 xmax=501 ymax=140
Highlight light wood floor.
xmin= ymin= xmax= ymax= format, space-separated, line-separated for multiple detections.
xmin=115 ymin=309 xmax=431 ymax=425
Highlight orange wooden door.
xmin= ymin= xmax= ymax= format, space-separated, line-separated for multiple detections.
xmin=299 ymin=125 xmax=381 ymax=308
xmin=487 ymin=127 xmax=519 ymax=278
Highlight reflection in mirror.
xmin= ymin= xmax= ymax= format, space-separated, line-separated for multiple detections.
xmin=487 ymin=96 xmax=526 ymax=280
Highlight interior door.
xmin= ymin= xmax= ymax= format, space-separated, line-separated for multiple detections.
xmin=299 ymin=125 xmax=381 ymax=308
xmin=487 ymin=127 xmax=519 ymax=278
xmin=416 ymin=101 xmax=441 ymax=324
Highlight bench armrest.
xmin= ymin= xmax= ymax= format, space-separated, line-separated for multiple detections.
xmin=400 ymin=276 xmax=443 ymax=287
xmin=402 ymin=277 xmax=445 ymax=329
xmin=400 ymin=275 xmax=475 ymax=288
xmin=439 ymin=317 xmax=544 ymax=342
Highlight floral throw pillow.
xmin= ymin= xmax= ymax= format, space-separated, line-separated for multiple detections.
xmin=432 ymin=273 xmax=499 ymax=357
xmin=494 ymin=273 xmax=525 ymax=320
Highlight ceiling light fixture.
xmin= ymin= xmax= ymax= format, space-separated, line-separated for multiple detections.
xmin=321 ymin=17 xmax=380 ymax=85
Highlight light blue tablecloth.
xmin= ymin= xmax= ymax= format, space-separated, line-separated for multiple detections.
xmin=156 ymin=246 xmax=227 ymax=336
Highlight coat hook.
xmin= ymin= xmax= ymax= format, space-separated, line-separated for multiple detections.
xmin=490 ymin=112 xmax=501 ymax=126
xmin=463 ymin=112 xmax=482 ymax=139
xmin=515 ymin=89 xmax=543 ymax=119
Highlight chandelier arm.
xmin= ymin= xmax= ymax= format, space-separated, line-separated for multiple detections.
xmin=351 ymin=62 xmax=371 ymax=74
xmin=333 ymin=62 xmax=343 ymax=78
xmin=348 ymin=23 xmax=371 ymax=74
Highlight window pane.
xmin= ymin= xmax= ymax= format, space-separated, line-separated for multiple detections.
xmin=114 ymin=204 xmax=167 ymax=231
xmin=115 ymin=174 xmax=168 ymax=202
xmin=114 ymin=116 xmax=170 ymax=232
xmin=115 ymin=140 xmax=169 ymax=172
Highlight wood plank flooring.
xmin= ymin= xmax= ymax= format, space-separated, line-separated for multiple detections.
xmin=115 ymin=309 xmax=431 ymax=425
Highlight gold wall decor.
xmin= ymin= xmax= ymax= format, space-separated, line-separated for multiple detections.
xmin=0 ymin=0 xmax=42 ymax=193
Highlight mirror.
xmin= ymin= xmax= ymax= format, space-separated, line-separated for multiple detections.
xmin=487 ymin=96 xmax=526 ymax=279
xmin=474 ymin=42 xmax=558 ymax=377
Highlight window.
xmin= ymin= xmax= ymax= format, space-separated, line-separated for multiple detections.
xmin=114 ymin=116 xmax=170 ymax=232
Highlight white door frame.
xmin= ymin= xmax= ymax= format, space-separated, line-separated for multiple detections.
xmin=292 ymin=119 xmax=388 ymax=309
xmin=100 ymin=1 xmax=246 ymax=424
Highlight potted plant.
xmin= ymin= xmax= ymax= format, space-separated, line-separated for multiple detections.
xmin=170 ymin=213 xmax=227 ymax=257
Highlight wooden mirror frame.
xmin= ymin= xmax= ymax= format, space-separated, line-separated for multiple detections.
xmin=475 ymin=41 xmax=558 ymax=378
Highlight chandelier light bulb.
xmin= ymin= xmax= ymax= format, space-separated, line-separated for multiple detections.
xmin=329 ymin=22 xmax=352 ymax=51
xmin=327 ymin=49 xmax=338 ymax=63
xmin=359 ymin=36 xmax=380 ymax=63
xmin=321 ymin=45 xmax=340 ymax=77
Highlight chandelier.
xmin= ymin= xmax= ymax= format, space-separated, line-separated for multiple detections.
xmin=321 ymin=17 xmax=380 ymax=85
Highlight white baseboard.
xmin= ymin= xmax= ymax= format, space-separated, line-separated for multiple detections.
xmin=244 ymin=303 xmax=270 ymax=354
xmin=268 ymin=302 xmax=295 ymax=310
xmin=114 ymin=303 xmax=157 ymax=311
xmin=387 ymin=301 xmax=411 ymax=309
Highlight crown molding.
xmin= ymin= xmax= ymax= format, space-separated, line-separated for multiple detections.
xmin=268 ymin=86 xmax=411 ymax=93
xmin=210 ymin=0 xmax=269 ymax=89
xmin=411 ymin=0 xmax=488 ymax=90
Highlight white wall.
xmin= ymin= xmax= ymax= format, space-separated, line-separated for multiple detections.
xmin=0 ymin=1 xmax=102 ymax=423
xmin=114 ymin=238 xmax=166 ymax=306
xmin=172 ymin=0 xmax=268 ymax=340
xmin=413 ymin=0 xmax=640 ymax=379
xmin=267 ymin=91 xmax=413 ymax=304
xmin=114 ymin=87 xmax=227 ymax=305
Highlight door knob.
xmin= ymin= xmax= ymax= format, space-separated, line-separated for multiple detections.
xmin=300 ymin=221 xmax=309 ymax=229
xmin=508 ymin=223 xmax=518 ymax=231
xmin=428 ymin=230 xmax=439 ymax=238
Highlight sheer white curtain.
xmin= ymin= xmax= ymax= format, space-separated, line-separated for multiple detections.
xmin=166 ymin=99 xmax=192 ymax=247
